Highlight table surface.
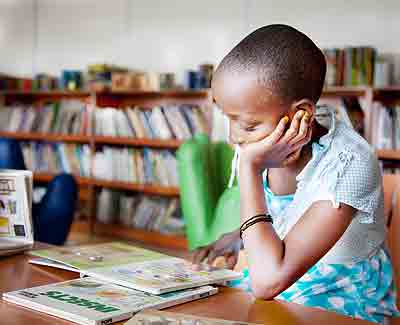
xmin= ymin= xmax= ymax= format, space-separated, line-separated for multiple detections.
xmin=0 ymin=243 xmax=373 ymax=325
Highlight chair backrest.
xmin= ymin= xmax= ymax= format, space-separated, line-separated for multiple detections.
xmin=0 ymin=138 xmax=26 ymax=170
xmin=383 ymin=174 xmax=400 ymax=315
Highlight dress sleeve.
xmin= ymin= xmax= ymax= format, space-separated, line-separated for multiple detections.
xmin=327 ymin=148 xmax=382 ymax=223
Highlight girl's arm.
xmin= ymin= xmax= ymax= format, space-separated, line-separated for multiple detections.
xmin=239 ymin=161 xmax=354 ymax=299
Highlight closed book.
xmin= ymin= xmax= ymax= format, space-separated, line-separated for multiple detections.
xmin=3 ymin=278 xmax=217 ymax=325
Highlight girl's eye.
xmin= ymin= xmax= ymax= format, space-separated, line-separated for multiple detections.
xmin=244 ymin=125 xmax=258 ymax=132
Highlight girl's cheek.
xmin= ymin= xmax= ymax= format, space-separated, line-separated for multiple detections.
xmin=245 ymin=125 xmax=274 ymax=143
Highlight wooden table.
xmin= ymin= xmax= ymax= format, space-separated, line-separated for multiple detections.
xmin=0 ymin=243 xmax=373 ymax=325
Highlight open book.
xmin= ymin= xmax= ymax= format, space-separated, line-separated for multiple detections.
xmin=126 ymin=309 xmax=262 ymax=325
xmin=0 ymin=169 xmax=33 ymax=256
xmin=3 ymin=278 xmax=217 ymax=325
xmin=29 ymin=242 xmax=242 ymax=295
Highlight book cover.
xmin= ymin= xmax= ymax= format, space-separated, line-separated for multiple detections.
xmin=127 ymin=309 xmax=262 ymax=325
xmin=3 ymin=278 xmax=218 ymax=325
xmin=0 ymin=170 xmax=33 ymax=255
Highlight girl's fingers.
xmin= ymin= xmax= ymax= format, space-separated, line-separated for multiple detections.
xmin=288 ymin=112 xmax=311 ymax=145
xmin=291 ymin=126 xmax=313 ymax=152
xmin=263 ymin=116 xmax=289 ymax=145
xmin=280 ymin=110 xmax=305 ymax=143
xmin=192 ymin=246 xmax=211 ymax=265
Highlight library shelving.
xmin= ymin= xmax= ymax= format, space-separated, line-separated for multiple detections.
xmin=0 ymin=89 xmax=210 ymax=249
xmin=320 ymin=86 xmax=400 ymax=161
xmin=2 ymin=86 xmax=400 ymax=248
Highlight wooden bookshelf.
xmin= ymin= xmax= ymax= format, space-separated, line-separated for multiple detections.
xmin=33 ymin=173 xmax=180 ymax=196
xmin=0 ymin=89 xmax=206 ymax=249
xmin=94 ymin=136 xmax=182 ymax=149
xmin=4 ymin=86 xmax=400 ymax=248
xmin=91 ymin=179 xmax=180 ymax=196
xmin=321 ymin=86 xmax=370 ymax=98
xmin=0 ymin=131 xmax=91 ymax=143
xmin=377 ymin=149 xmax=400 ymax=161
xmin=33 ymin=172 xmax=92 ymax=185
xmin=71 ymin=220 xmax=188 ymax=250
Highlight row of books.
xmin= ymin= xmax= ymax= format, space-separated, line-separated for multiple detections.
xmin=0 ymin=64 xmax=214 ymax=92
xmin=93 ymin=147 xmax=178 ymax=186
xmin=323 ymin=47 xmax=379 ymax=87
xmin=97 ymin=190 xmax=184 ymax=235
xmin=0 ymin=101 xmax=93 ymax=135
xmin=0 ymin=102 xmax=207 ymax=140
xmin=21 ymin=142 xmax=91 ymax=177
xmin=94 ymin=105 xmax=207 ymax=139
xmin=369 ymin=102 xmax=400 ymax=150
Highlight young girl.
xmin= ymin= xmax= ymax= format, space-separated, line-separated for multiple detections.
xmin=193 ymin=24 xmax=399 ymax=324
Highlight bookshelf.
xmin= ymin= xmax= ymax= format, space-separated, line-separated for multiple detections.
xmin=0 ymin=89 xmax=211 ymax=250
xmin=2 ymin=86 xmax=399 ymax=248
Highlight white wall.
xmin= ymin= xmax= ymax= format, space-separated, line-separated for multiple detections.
xmin=1 ymin=0 xmax=400 ymax=83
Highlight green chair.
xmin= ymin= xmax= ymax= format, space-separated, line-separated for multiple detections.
xmin=177 ymin=134 xmax=240 ymax=250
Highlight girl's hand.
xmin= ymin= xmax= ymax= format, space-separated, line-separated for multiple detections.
xmin=239 ymin=110 xmax=312 ymax=173
xmin=192 ymin=230 xmax=241 ymax=270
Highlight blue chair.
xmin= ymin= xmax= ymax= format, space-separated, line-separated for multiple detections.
xmin=0 ymin=138 xmax=78 ymax=245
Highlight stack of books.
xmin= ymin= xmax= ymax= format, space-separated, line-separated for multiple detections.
xmin=3 ymin=242 xmax=242 ymax=325
xmin=96 ymin=190 xmax=184 ymax=234
xmin=0 ymin=101 xmax=94 ymax=136
xmin=94 ymin=105 xmax=208 ymax=140
xmin=21 ymin=142 xmax=91 ymax=177
xmin=93 ymin=147 xmax=178 ymax=186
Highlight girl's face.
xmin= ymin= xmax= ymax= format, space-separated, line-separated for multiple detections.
xmin=212 ymin=72 xmax=291 ymax=145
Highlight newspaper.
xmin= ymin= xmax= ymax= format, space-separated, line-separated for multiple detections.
xmin=3 ymin=278 xmax=217 ymax=325
xmin=0 ymin=169 xmax=33 ymax=255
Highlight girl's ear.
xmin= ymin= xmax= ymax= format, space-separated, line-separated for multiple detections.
xmin=291 ymin=99 xmax=316 ymax=123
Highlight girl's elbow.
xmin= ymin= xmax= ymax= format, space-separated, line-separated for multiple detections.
xmin=251 ymin=279 xmax=285 ymax=300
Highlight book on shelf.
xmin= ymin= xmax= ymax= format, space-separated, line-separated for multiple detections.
xmin=0 ymin=169 xmax=33 ymax=256
xmin=28 ymin=242 xmax=241 ymax=295
xmin=3 ymin=277 xmax=217 ymax=325
xmin=96 ymin=189 xmax=184 ymax=235
xmin=126 ymin=309 xmax=262 ymax=325
xmin=93 ymin=147 xmax=178 ymax=186
xmin=21 ymin=142 xmax=91 ymax=177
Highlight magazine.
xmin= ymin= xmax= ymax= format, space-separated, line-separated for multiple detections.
xmin=126 ymin=310 xmax=262 ymax=325
xmin=2 ymin=278 xmax=218 ymax=325
xmin=29 ymin=242 xmax=242 ymax=295
xmin=0 ymin=169 xmax=33 ymax=256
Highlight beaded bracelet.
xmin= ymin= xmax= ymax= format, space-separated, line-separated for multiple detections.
xmin=239 ymin=213 xmax=273 ymax=239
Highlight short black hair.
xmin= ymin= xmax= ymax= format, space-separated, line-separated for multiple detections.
xmin=215 ymin=24 xmax=326 ymax=104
